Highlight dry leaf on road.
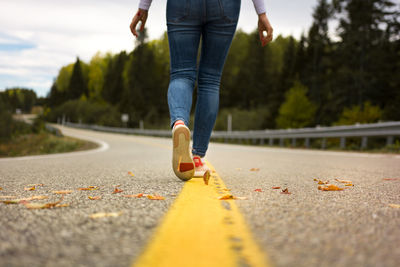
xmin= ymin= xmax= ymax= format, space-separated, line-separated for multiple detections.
xmin=383 ymin=178 xmax=399 ymax=181
xmin=218 ymin=194 xmax=247 ymax=200
xmin=147 ymin=195 xmax=165 ymax=200
xmin=250 ymin=168 xmax=260 ymax=172
xmin=318 ymin=184 xmax=343 ymax=191
xmin=388 ymin=204 xmax=400 ymax=209
xmin=2 ymin=195 xmax=48 ymax=204
xmin=28 ymin=184 xmax=44 ymax=187
xmin=0 ymin=187 xmax=2 ymax=190
xmin=254 ymin=189 xmax=262 ymax=192
xmin=128 ymin=171 xmax=135 ymax=177
xmin=272 ymin=186 xmax=281 ymax=189
xmin=123 ymin=193 xmax=143 ymax=198
xmin=88 ymin=196 xmax=102 ymax=200
xmin=24 ymin=196 xmax=64 ymax=209
xmin=203 ymin=170 xmax=210 ymax=185
xmin=78 ymin=186 xmax=99 ymax=191
xmin=90 ymin=212 xmax=123 ymax=219
xmin=112 ymin=188 xmax=123 ymax=194
xmin=53 ymin=190 xmax=73 ymax=194
xmin=335 ymin=179 xmax=352 ymax=184
xmin=281 ymin=188 xmax=291 ymax=194
xmin=24 ymin=186 xmax=36 ymax=191
xmin=345 ymin=183 xmax=354 ymax=186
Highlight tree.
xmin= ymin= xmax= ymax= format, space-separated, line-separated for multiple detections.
xmin=102 ymin=52 xmax=128 ymax=105
xmin=276 ymin=82 xmax=317 ymax=129
xmin=67 ymin=58 xmax=88 ymax=100
xmin=87 ymin=52 xmax=111 ymax=102
xmin=335 ymin=101 xmax=383 ymax=125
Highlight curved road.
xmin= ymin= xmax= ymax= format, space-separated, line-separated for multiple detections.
xmin=0 ymin=126 xmax=399 ymax=267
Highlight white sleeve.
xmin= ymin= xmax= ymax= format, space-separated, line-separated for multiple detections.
xmin=252 ymin=0 xmax=266 ymax=15
xmin=139 ymin=0 xmax=152 ymax=10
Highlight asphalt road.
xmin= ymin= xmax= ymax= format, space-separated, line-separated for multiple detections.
xmin=0 ymin=126 xmax=399 ymax=267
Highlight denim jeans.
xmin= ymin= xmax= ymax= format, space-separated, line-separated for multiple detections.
xmin=167 ymin=0 xmax=241 ymax=157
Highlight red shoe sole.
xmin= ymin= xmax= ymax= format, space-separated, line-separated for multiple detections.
xmin=178 ymin=162 xmax=194 ymax=172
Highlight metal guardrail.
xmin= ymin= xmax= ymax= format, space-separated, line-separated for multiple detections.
xmin=64 ymin=121 xmax=400 ymax=149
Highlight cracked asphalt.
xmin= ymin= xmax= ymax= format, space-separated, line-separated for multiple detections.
xmin=0 ymin=125 xmax=399 ymax=267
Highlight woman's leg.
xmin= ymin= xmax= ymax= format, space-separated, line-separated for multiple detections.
xmin=167 ymin=23 xmax=201 ymax=128
xmin=192 ymin=2 xmax=240 ymax=157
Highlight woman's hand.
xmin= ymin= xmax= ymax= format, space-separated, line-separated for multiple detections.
xmin=258 ymin=13 xmax=273 ymax=46
xmin=130 ymin=9 xmax=148 ymax=38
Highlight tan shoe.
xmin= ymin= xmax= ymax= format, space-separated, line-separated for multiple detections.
xmin=172 ymin=122 xmax=194 ymax=181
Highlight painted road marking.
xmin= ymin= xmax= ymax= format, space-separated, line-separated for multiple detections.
xmin=132 ymin=161 xmax=270 ymax=267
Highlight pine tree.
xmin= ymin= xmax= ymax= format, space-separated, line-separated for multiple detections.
xmin=67 ymin=58 xmax=88 ymax=100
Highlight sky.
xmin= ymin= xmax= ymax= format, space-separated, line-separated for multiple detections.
xmin=0 ymin=0 xmax=320 ymax=97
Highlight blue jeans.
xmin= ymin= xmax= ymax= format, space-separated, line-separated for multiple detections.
xmin=167 ymin=0 xmax=241 ymax=157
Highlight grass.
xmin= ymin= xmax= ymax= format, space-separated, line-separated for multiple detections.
xmin=0 ymin=132 xmax=98 ymax=157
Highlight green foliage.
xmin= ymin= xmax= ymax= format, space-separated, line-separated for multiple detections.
xmin=46 ymin=100 xmax=121 ymax=127
xmin=335 ymin=101 xmax=383 ymax=125
xmin=276 ymin=82 xmax=317 ymax=129
xmin=0 ymin=88 xmax=37 ymax=113
xmin=214 ymin=107 xmax=271 ymax=131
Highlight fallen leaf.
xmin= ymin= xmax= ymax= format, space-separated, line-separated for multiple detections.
xmin=383 ymin=178 xmax=399 ymax=181
xmin=1 ymin=195 xmax=48 ymax=204
xmin=203 ymin=170 xmax=210 ymax=185
xmin=55 ymin=204 xmax=70 ymax=208
xmin=112 ymin=188 xmax=123 ymax=194
xmin=2 ymin=199 xmax=22 ymax=204
xmin=254 ymin=189 xmax=262 ymax=192
xmin=250 ymin=168 xmax=260 ymax=172
xmin=123 ymin=193 xmax=143 ymax=198
xmin=223 ymin=189 xmax=231 ymax=191
xmin=0 ymin=195 xmax=17 ymax=199
xmin=24 ymin=186 xmax=35 ymax=191
xmin=272 ymin=186 xmax=281 ymax=189
xmin=88 ymin=196 xmax=102 ymax=200
xmin=335 ymin=178 xmax=352 ymax=184
xmin=345 ymin=183 xmax=354 ymax=186
xmin=128 ymin=171 xmax=135 ymax=177
xmin=0 ymin=187 xmax=2 ymax=190
xmin=281 ymin=188 xmax=291 ymax=194
xmin=318 ymin=184 xmax=343 ymax=191
xmin=28 ymin=184 xmax=44 ymax=187
xmin=53 ymin=190 xmax=73 ymax=194
xmin=90 ymin=212 xmax=122 ymax=219
xmin=218 ymin=194 xmax=247 ymax=200
xmin=24 ymin=196 xmax=64 ymax=209
xmin=388 ymin=204 xmax=400 ymax=209
xmin=147 ymin=195 xmax=165 ymax=200
xmin=317 ymin=180 xmax=329 ymax=185
xmin=78 ymin=186 xmax=99 ymax=191
xmin=313 ymin=178 xmax=318 ymax=181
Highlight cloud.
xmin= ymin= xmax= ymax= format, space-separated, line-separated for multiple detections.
xmin=0 ymin=0 xmax=319 ymax=97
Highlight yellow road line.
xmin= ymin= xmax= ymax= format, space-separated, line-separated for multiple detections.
xmin=132 ymin=161 xmax=270 ymax=267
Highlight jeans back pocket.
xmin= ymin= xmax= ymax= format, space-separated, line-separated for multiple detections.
xmin=167 ymin=0 xmax=190 ymax=23
xmin=218 ymin=0 xmax=241 ymax=23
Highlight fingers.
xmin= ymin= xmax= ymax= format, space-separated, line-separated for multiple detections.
xmin=130 ymin=17 xmax=139 ymax=37
xmin=258 ymin=15 xmax=273 ymax=46
xmin=140 ymin=16 xmax=147 ymax=32
xmin=130 ymin=9 xmax=148 ymax=38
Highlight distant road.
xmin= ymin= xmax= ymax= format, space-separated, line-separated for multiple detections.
xmin=0 ymin=126 xmax=399 ymax=267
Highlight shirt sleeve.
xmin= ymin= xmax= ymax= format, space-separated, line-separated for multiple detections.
xmin=252 ymin=0 xmax=266 ymax=15
xmin=139 ymin=0 xmax=152 ymax=10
